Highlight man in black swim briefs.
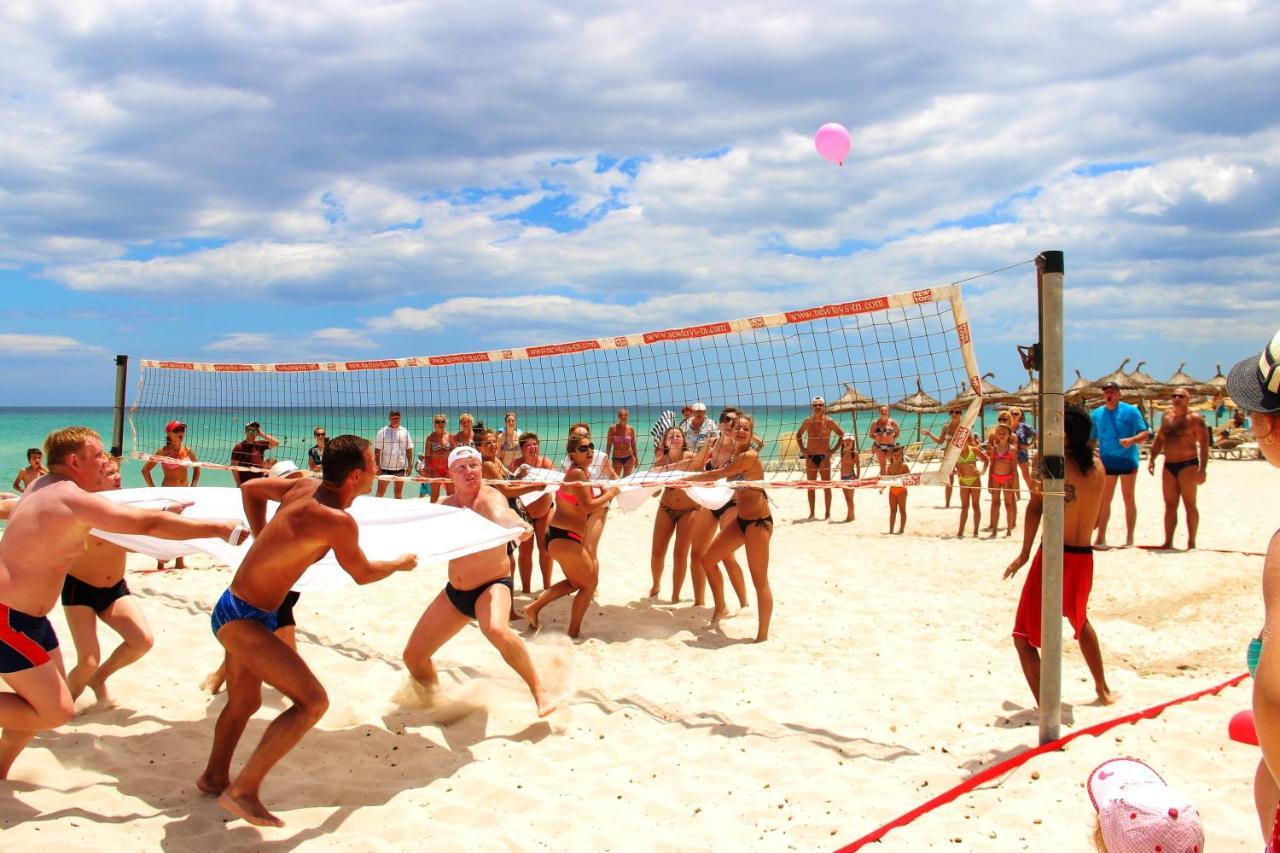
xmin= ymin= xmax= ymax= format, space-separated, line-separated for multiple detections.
xmin=1147 ymin=386 xmax=1210 ymax=549
xmin=795 ymin=396 xmax=844 ymax=520
xmin=401 ymin=446 xmax=559 ymax=718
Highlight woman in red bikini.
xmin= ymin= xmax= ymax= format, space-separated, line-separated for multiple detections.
xmin=140 ymin=420 xmax=200 ymax=569
xmin=986 ymin=422 xmax=1018 ymax=537
xmin=522 ymin=436 xmax=619 ymax=638
xmin=422 ymin=415 xmax=453 ymax=502
xmin=648 ymin=426 xmax=697 ymax=602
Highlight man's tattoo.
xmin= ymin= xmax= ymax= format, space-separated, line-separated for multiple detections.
xmin=1064 ymin=482 xmax=1076 ymax=504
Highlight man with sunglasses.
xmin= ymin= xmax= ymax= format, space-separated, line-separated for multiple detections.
xmin=1147 ymin=387 xmax=1209 ymax=550
xmin=795 ymin=396 xmax=844 ymax=520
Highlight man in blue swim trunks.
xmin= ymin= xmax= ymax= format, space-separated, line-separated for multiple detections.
xmin=197 ymin=434 xmax=416 ymax=827
xmin=1089 ymin=381 xmax=1150 ymax=549
xmin=0 ymin=426 xmax=244 ymax=780
xmin=402 ymin=447 xmax=559 ymax=717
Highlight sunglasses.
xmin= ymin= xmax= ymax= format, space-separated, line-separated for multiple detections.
xmin=1172 ymin=394 xmax=1189 ymax=400
xmin=575 ymin=443 xmax=595 ymax=452
xmin=314 ymin=432 xmax=326 ymax=437
xmin=171 ymin=427 xmax=186 ymax=433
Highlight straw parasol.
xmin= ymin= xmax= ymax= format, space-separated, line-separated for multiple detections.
xmin=1066 ymin=369 xmax=1102 ymax=402
xmin=892 ymin=378 xmax=945 ymax=439
xmin=1127 ymin=360 xmax=1166 ymax=398
xmin=943 ymin=372 xmax=1016 ymax=434
xmin=1165 ymin=362 xmax=1214 ymax=397
xmin=826 ymin=383 xmax=879 ymax=415
xmin=1094 ymin=359 xmax=1146 ymax=402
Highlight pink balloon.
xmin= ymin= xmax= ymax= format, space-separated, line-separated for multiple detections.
xmin=1229 ymin=709 xmax=1259 ymax=746
xmin=814 ymin=122 xmax=852 ymax=166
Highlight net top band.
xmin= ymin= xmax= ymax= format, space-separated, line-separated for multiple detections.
xmin=141 ymin=285 xmax=961 ymax=372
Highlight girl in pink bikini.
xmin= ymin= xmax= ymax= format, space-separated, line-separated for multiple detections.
xmin=986 ymin=423 xmax=1018 ymax=537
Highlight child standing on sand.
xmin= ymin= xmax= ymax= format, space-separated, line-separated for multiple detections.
xmin=837 ymin=434 xmax=859 ymax=522
xmin=954 ymin=433 xmax=988 ymax=538
xmin=986 ymin=423 xmax=1018 ymax=537
xmin=884 ymin=445 xmax=908 ymax=534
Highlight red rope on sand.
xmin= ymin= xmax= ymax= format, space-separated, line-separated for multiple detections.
xmin=833 ymin=672 xmax=1250 ymax=852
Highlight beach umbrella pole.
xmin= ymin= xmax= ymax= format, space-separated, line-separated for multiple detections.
xmin=111 ymin=354 xmax=128 ymax=461
xmin=1037 ymin=251 xmax=1065 ymax=744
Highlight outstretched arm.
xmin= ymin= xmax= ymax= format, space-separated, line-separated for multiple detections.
xmin=329 ymin=513 xmax=417 ymax=584
xmin=1003 ymin=489 xmax=1044 ymax=580
xmin=71 ymin=490 xmax=242 ymax=543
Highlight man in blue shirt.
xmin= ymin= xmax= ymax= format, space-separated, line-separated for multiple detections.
xmin=1089 ymin=381 xmax=1150 ymax=548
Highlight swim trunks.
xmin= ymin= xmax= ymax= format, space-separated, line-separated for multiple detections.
xmin=1012 ymin=545 xmax=1094 ymax=649
xmin=1102 ymin=459 xmax=1138 ymax=476
xmin=276 ymin=590 xmax=301 ymax=629
xmin=1163 ymin=457 xmax=1199 ymax=478
xmin=0 ymin=602 xmax=59 ymax=673
xmin=808 ymin=453 xmax=827 ymax=466
xmin=61 ymin=575 xmax=131 ymax=613
xmin=445 ymin=576 xmax=514 ymax=619
xmin=210 ymin=588 xmax=279 ymax=636
xmin=379 ymin=467 xmax=408 ymax=477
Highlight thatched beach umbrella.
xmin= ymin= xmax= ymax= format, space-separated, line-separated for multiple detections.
xmin=826 ymin=383 xmax=879 ymax=414
xmin=1094 ymin=359 xmax=1145 ymax=403
xmin=1166 ymin=362 xmax=1213 ymax=396
xmin=1127 ymin=361 xmax=1166 ymax=397
xmin=943 ymin=372 xmax=1016 ymax=434
xmin=892 ymin=378 xmax=945 ymax=438
xmin=1066 ymin=369 xmax=1102 ymax=402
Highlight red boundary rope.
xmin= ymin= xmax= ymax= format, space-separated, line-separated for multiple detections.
xmin=833 ymin=672 xmax=1249 ymax=851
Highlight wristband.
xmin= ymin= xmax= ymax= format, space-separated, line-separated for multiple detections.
xmin=227 ymin=522 xmax=250 ymax=546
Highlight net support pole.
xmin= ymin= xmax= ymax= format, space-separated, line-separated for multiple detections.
xmin=111 ymin=355 xmax=128 ymax=460
xmin=1037 ymin=251 xmax=1065 ymax=744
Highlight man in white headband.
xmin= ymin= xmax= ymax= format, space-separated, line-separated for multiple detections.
xmin=402 ymin=440 xmax=559 ymax=717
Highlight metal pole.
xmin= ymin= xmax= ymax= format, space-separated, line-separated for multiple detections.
xmin=1038 ymin=251 xmax=1065 ymax=744
xmin=111 ymin=355 xmax=128 ymax=460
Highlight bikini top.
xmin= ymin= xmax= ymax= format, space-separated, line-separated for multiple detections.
xmin=160 ymin=446 xmax=194 ymax=470
xmin=991 ymin=446 xmax=1014 ymax=463
xmin=428 ymin=434 xmax=450 ymax=453
xmin=501 ymin=432 xmax=520 ymax=453
xmin=611 ymin=431 xmax=633 ymax=448
xmin=872 ymin=421 xmax=895 ymax=437
xmin=958 ymin=444 xmax=977 ymax=465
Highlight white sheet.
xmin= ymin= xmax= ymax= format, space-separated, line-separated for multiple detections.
xmin=93 ymin=487 xmax=524 ymax=592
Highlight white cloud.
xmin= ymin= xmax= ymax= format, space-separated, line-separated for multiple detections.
xmin=0 ymin=333 xmax=105 ymax=356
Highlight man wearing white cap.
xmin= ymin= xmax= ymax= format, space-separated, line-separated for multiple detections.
xmin=1087 ymin=757 xmax=1203 ymax=852
xmin=374 ymin=410 xmax=414 ymax=499
xmin=795 ymin=396 xmax=844 ymax=520
xmin=681 ymin=402 xmax=718 ymax=454
xmin=401 ymin=446 xmax=558 ymax=717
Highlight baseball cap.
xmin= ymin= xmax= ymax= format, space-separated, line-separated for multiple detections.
xmin=268 ymin=460 xmax=304 ymax=479
xmin=448 ymin=446 xmax=482 ymax=467
xmin=245 ymin=420 xmax=261 ymax=429
xmin=1087 ymin=758 xmax=1203 ymax=853
xmin=691 ymin=402 xmax=707 ymax=411
xmin=1228 ymin=327 xmax=1280 ymax=414
xmin=1102 ymin=381 xmax=1120 ymax=392
xmin=166 ymin=420 xmax=186 ymax=433
xmin=812 ymin=396 xmax=825 ymax=405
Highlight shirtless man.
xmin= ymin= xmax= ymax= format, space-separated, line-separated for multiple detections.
xmin=867 ymin=406 xmax=900 ymax=473
xmin=0 ymin=426 xmax=243 ymax=779
xmin=63 ymin=458 xmax=155 ymax=703
xmin=402 ymin=447 xmax=557 ymax=715
xmin=197 ymin=434 xmax=415 ymax=826
xmin=1147 ymin=386 xmax=1210 ymax=550
xmin=1003 ymin=404 xmax=1113 ymax=707
xmin=12 ymin=448 xmax=46 ymax=493
xmin=795 ymin=396 xmax=844 ymax=520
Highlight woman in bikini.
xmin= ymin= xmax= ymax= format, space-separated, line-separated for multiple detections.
xmin=837 ymin=433 xmax=861 ymax=523
xmin=454 ymin=413 xmax=477 ymax=449
xmin=499 ymin=412 xmax=522 ymax=469
xmin=607 ymin=408 xmax=638 ymax=477
xmin=307 ymin=427 xmax=327 ymax=473
xmin=884 ymin=445 xmax=910 ymax=534
xmin=512 ymin=433 xmax=556 ymax=591
xmin=648 ymin=426 xmax=698 ymax=602
xmin=953 ymin=433 xmax=988 ymax=538
xmin=688 ymin=410 xmax=750 ymax=611
xmin=986 ymin=422 xmax=1018 ymax=537
xmin=140 ymin=420 xmax=200 ymax=570
xmin=685 ymin=413 xmax=773 ymax=641
xmin=867 ymin=406 xmax=900 ymax=473
xmin=421 ymin=414 xmax=453 ymax=501
xmin=923 ymin=408 xmax=962 ymax=508
xmin=523 ymin=435 xmax=619 ymax=638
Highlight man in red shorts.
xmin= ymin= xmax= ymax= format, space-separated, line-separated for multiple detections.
xmin=1003 ymin=404 xmax=1114 ymax=706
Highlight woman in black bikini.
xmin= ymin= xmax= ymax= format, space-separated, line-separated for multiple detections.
xmin=648 ymin=426 xmax=698 ymax=602
xmin=685 ymin=413 xmax=774 ymax=642
xmin=522 ymin=436 xmax=619 ymax=638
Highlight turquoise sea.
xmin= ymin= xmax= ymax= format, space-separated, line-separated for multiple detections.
xmin=3 ymin=405 xmax=1001 ymax=492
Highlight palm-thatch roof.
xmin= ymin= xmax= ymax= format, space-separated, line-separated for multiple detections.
xmin=826 ymin=383 xmax=879 ymax=414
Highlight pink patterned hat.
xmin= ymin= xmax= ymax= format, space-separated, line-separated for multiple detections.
xmin=1088 ymin=758 xmax=1203 ymax=853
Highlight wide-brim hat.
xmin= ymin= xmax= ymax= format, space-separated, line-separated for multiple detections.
xmin=1228 ymin=328 xmax=1280 ymax=414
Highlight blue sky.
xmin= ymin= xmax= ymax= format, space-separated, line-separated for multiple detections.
xmin=2 ymin=1 xmax=1278 ymax=405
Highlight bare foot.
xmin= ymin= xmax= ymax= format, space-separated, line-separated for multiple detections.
xmin=1096 ymin=688 xmax=1117 ymax=706
xmin=86 ymin=677 xmax=111 ymax=705
xmin=200 ymin=670 xmax=227 ymax=695
xmin=522 ymin=604 xmax=541 ymax=631
xmin=1123 ymin=538 xmax=1135 ymax=548
xmin=535 ymin=692 xmax=562 ymax=718
xmin=219 ymin=789 xmax=284 ymax=827
xmin=196 ymin=772 xmax=229 ymax=796
xmin=754 ymin=631 xmax=769 ymax=643
xmin=709 ymin=606 xmax=729 ymax=627
xmin=1093 ymin=540 xmax=1111 ymax=551
xmin=693 ymin=597 xmax=706 ymax=607
xmin=956 ymin=532 xmax=964 ymax=539
xmin=648 ymin=586 xmax=660 ymax=598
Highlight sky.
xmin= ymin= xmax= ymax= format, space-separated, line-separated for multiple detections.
xmin=2 ymin=0 xmax=1278 ymax=406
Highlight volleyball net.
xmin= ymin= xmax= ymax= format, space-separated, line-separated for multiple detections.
xmin=130 ymin=279 xmax=999 ymax=489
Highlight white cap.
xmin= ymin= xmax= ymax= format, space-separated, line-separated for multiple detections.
xmin=448 ymin=446 xmax=482 ymax=467
xmin=268 ymin=460 xmax=304 ymax=479
xmin=1087 ymin=758 xmax=1203 ymax=853
xmin=812 ymin=396 xmax=826 ymax=405
xmin=691 ymin=402 xmax=707 ymax=411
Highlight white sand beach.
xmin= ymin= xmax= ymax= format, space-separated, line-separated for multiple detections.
xmin=0 ymin=458 xmax=1272 ymax=850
